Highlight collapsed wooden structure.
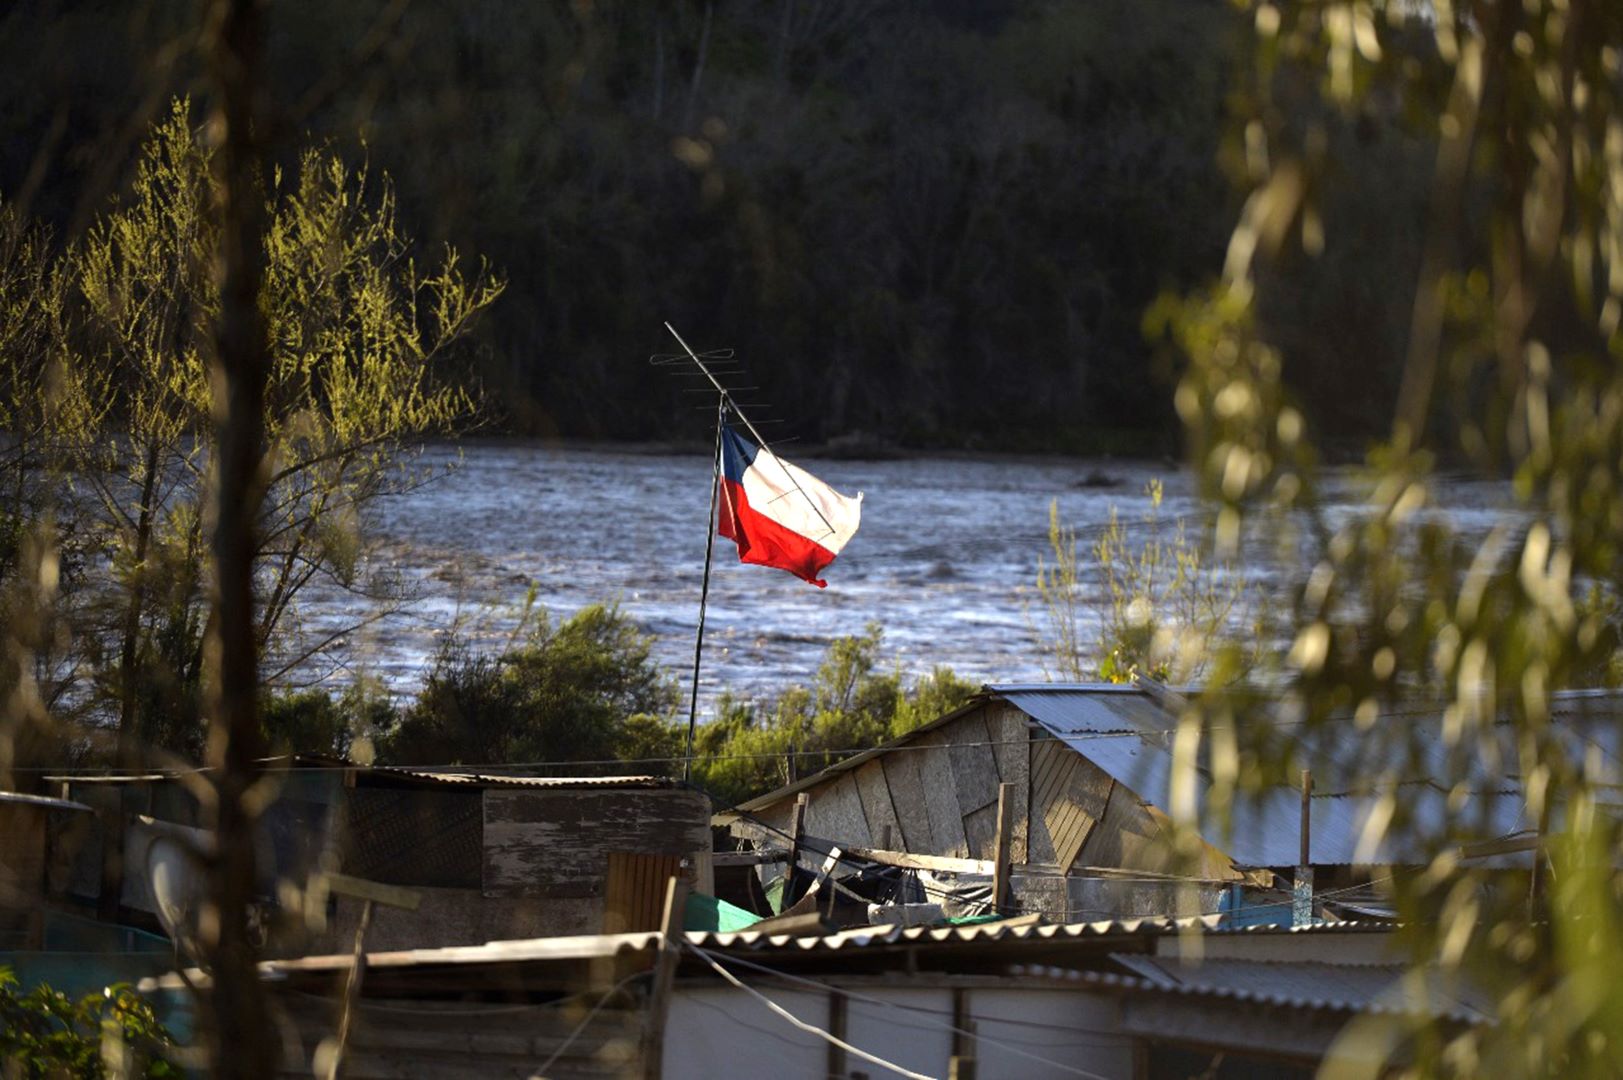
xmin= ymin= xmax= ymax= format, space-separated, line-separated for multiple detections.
xmin=720 ymin=684 xmax=1604 ymax=923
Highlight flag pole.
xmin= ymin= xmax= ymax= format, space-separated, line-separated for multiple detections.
xmin=663 ymin=322 xmax=837 ymax=540
xmin=683 ymin=392 xmax=726 ymax=780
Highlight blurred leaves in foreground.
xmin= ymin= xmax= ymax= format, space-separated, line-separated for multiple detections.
xmin=1158 ymin=0 xmax=1623 ymax=1074
xmin=0 ymin=966 xmax=177 ymax=1078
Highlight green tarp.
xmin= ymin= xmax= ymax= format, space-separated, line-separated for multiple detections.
xmin=684 ymin=892 xmax=763 ymax=933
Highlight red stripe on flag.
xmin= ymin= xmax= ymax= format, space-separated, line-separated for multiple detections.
xmin=717 ymin=477 xmax=838 ymax=587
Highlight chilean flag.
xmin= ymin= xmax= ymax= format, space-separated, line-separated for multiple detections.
xmin=717 ymin=426 xmax=862 ymax=587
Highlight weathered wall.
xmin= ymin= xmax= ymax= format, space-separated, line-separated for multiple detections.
xmin=483 ymin=788 xmax=711 ymax=899
xmin=733 ymin=701 xmax=1032 ymax=867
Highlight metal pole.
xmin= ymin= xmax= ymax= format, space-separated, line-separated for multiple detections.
xmin=683 ymin=395 xmax=725 ymax=780
xmin=663 ymin=322 xmax=837 ymax=541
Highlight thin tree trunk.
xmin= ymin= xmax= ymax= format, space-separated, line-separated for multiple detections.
xmin=199 ymin=0 xmax=276 ymax=1074
xmin=116 ymin=439 xmax=162 ymax=763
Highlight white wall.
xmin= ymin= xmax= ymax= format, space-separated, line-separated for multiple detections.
xmin=666 ymin=987 xmax=828 ymax=1079
xmin=973 ymin=987 xmax=1136 ymax=1079
xmin=843 ymin=988 xmax=956 ymax=1077
xmin=664 ymin=982 xmax=1134 ymax=1080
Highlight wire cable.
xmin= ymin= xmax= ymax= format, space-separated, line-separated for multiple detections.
xmin=696 ymin=948 xmax=1136 ymax=1049
xmin=683 ymin=941 xmax=937 ymax=1080
xmin=688 ymin=943 xmax=1120 ymax=1079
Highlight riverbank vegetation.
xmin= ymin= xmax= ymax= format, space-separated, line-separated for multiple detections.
xmin=1035 ymin=479 xmax=1262 ymax=685
xmin=257 ymin=610 xmax=975 ymax=811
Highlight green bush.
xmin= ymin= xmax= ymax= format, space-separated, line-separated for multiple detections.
xmin=688 ymin=625 xmax=978 ymax=808
xmin=375 ymin=603 xmax=677 ymax=769
xmin=0 ymin=967 xmax=177 ymax=1078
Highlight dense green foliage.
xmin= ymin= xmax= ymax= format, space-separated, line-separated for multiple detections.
xmin=688 ymin=624 xmax=978 ymax=807
xmin=375 ymin=603 xmax=678 ymax=767
xmin=0 ymin=0 xmax=1247 ymax=452
xmin=0 ymin=968 xmax=177 ymax=1078
xmin=266 ymin=611 xmax=974 ymax=807
xmin=0 ymin=101 xmax=501 ymax=767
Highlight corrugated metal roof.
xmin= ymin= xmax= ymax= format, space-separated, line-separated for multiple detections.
xmin=371 ymin=769 xmax=674 ymax=790
xmin=685 ymin=914 xmax=1388 ymax=953
xmin=47 ymin=764 xmax=675 ymax=791
xmin=263 ymin=930 xmax=664 ymax=973
xmin=1060 ymin=725 xmax=1532 ymax=866
xmin=991 ymin=686 xmax=1175 ymax=735
xmin=1090 ymin=955 xmax=1491 ymax=1025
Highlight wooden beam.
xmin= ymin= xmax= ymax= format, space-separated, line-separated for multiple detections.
xmin=787 ymin=793 xmax=808 ymax=874
xmin=641 ymin=875 xmax=688 ymax=1080
xmin=992 ymin=783 xmax=1014 ymax=914
xmin=322 ymin=873 xmax=422 ymax=911
xmin=327 ymin=897 xmax=375 ymax=1080
xmin=826 ymin=842 xmax=994 ymax=876
xmin=1299 ymin=770 xmax=1312 ymax=866
xmin=711 ymin=849 xmax=789 ymax=868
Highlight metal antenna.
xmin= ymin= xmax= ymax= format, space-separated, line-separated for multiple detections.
xmin=663 ymin=321 xmax=837 ymax=540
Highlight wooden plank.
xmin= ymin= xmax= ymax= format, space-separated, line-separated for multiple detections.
xmin=1044 ymin=750 xmax=1113 ymax=871
xmin=1076 ymin=782 xmax=1172 ymax=872
xmin=321 ymin=873 xmax=422 ymax=911
xmin=987 ymin=704 xmax=1030 ymax=863
xmin=916 ymin=733 xmax=969 ymax=857
xmin=945 ymin=713 xmax=1001 ymax=815
xmin=852 ymin=759 xmax=901 ymax=850
xmin=803 ymin=773 xmax=872 ymax=852
xmin=641 ymin=876 xmax=688 ymax=1080
xmin=880 ymin=751 xmax=933 ymax=853
xmin=711 ymin=849 xmax=788 ymax=868
xmin=992 ymin=783 xmax=1014 ymax=913
xmin=482 ymin=789 xmax=708 ymax=899
xmin=1024 ymin=739 xmax=1063 ymax=865
xmin=835 ymin=843 xmax=994 ymax=876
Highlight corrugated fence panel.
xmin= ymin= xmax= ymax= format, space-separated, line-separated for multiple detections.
xmin=605 ymin=852 xmax=685 ymax=933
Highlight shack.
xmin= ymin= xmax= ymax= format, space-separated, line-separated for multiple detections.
xmin=42 ymin=758 xmax=712 ymax=955
xmin=719 ymin=684 xmax=1610 ymax=921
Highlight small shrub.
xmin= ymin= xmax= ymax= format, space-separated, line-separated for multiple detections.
xmin=0 ymin=967 xmax=178 ymax=1078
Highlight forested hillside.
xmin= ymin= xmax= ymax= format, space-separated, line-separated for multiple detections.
xmin=0 ymin=0 xmax=1429 ymax=452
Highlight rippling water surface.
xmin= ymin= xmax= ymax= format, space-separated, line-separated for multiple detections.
xmin=294 ymin=441 xmax=1512 ymax=718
